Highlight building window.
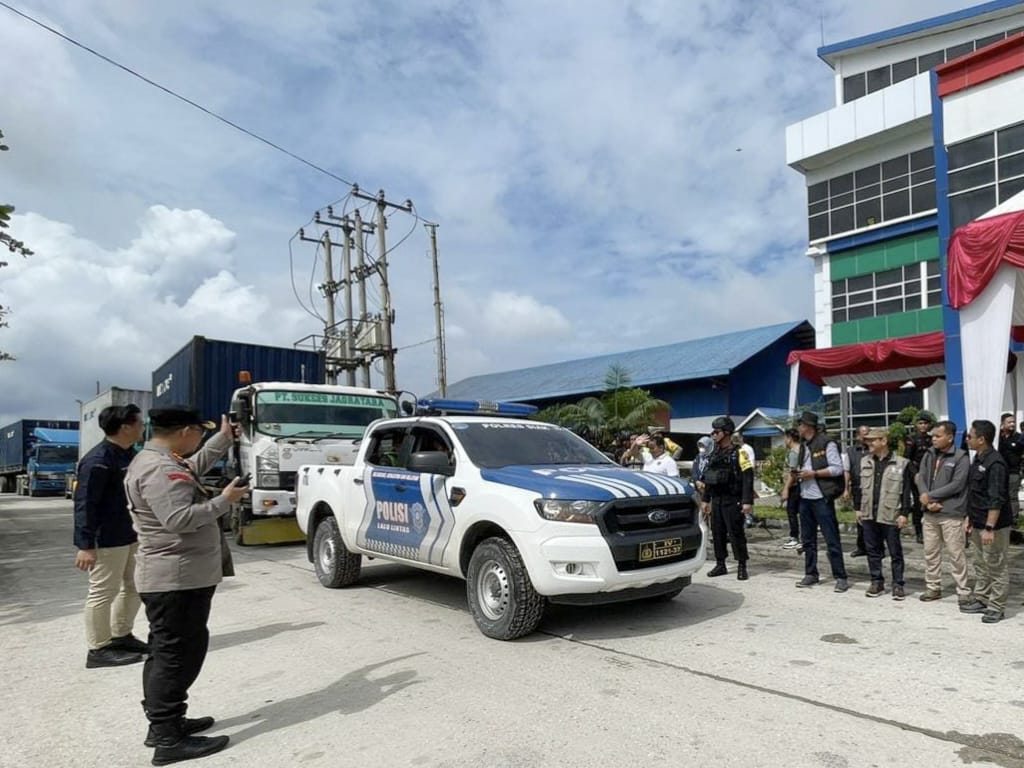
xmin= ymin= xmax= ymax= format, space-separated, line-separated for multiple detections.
xmin=948 ymin=120 xmax=1024 ymax=231
xmin=808 ymin=149 xmax=935 ymax=240
xmin=831 ymin=262 xmax=937 ymax=323
xmin=823 ymin=389 xmax=925 ymax=443
xmin=840 ymin=29 xmax=1022 ymax=104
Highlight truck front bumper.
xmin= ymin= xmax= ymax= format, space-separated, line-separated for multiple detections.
xmin=250 ymin=489 xmax=298 ymax=517
xmin=522 ymin=523 xmax=707 ymax=598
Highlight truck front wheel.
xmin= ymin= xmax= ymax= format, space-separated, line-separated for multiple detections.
xmin=466 ymin=537 xmax=545 ymax=640
xmin=313 ymin=515 xmax=361 ymax=588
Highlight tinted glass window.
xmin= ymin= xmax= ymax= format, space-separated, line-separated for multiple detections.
xmin=945 ymin=41 xmax=975 ymax=61
xmin=808 ymin=181 xmax=829 ymax=203
xmin=999 ymin=176 xmax=1024 ymax=202
xmin=976 ymin=33 xmax=1006 ymax=49
xmin=882 ymin=156 xmax=909 ymax=179
xmin=999 ymin=122 xmax=1024 ymax=155
xmin=866 ymin=66 xmax=891 ymax=93
xmin=848 ymin=274 xmax=873 ymax=292
xmin=999 ymin=153 xmax=1024 ymax=180
xmin=830 ymin=173 xmax=854 ymax=195
xmin=856 ymin=198 xmax=881 ymax=227
xmin=892 ymin=58 xmax=918 ymax=83
xmin=910 ymin=148 xmax=935 ymax=171
xmin=456 ymin=423 xmax=613 ymax=468
xmin=883 ymin=190 xmax=910 ymax=219
xmin=830 ymin=206 xmax=854 ymax=233
xmin=950 ymin=186 xmax=996 ymax=230
xmin=911 ymin=181 xmax=936 ymax=213
xmin=918 ymin=50 xmax=945 ymax=71
xmin=843 ymin=73 xmax=866 ymax=102
xmin=855 ymin=166 xmax=881 ymax=187
xmin=949 ymin=161 xmax=995 ymax=193
xmin=948 ymin=134 xmax=995 ymax=170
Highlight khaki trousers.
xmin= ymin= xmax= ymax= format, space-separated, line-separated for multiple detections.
xmin=922 ymin=516 xmax=970 ymax=597
xmin=84 ymin=543 xmax=141 ymax=649
xmin=969 ymin=527 xmax=1010 ymax=613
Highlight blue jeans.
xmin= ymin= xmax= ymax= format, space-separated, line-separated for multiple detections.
xmin=800 ymin=496 xmax=847 ymax=580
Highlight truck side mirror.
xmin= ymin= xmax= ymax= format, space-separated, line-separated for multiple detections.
xmin=407 ymin=451 xmax=454 ymax=476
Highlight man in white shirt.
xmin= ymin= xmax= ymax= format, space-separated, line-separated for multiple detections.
xmin=634 ymin=435 xmax=680 ymax=476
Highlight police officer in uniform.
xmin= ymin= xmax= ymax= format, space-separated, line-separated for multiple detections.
xmin=125 ymin=406 xmax=249 ymax=765
xmin=997 ymin=412 xmax=1024 ymax=528
xmin=702 ymin=416 xmax=754 ymax=581
xmin=905 ymin=410 xmax=936 ymax=544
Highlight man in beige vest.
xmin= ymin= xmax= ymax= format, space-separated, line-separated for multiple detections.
xmin=125 ymin=406 xmax=248 ymax=765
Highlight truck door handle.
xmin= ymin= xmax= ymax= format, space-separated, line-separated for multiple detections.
xmin=353 ymin=478 xmax=364 ymax=486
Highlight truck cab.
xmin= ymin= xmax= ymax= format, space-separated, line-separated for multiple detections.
xmin=229 ymin=381 xmax=398 ymax=542
xmin=20 ymin=429 xmax=79 ymax=496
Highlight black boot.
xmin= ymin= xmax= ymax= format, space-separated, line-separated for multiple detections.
xmin=707 ymin=562 xmax=727 ymax=577
xmin=145 ymin=717 xmax=216 ymax=747
xmin=151 ymin=735 xmax=230 ymax=766
xmin=737 ymin=562 xmax=749 ymax=581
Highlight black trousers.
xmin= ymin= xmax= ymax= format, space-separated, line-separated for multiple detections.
xmin=786 ymin=492 xmax=800 ymax=540
xmin=140 ymin=586 xmax=216 ymax=734
xmin=711 ymin=496 xmax=748 ymax=564
xmin=862 ymin=520 xmax=904 ymax=586
xmin=908 ymin=477 xmax=924 ymax=537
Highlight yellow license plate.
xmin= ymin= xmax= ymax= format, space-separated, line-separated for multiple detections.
xmin=639 ymin=537 xmax=683 ymax=562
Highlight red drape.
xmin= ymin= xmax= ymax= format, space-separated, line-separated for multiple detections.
xmin=947 ymin=209 xmax=1024 ymax=308
xmin=786 ymin=332 xmax=945 ymax=387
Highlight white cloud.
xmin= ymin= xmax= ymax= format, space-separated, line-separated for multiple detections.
xmin=479 ymin=291 xmax=572 ymax=341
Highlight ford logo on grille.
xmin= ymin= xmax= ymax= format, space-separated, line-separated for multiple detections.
xmin=647 ymin=509 xmax=670 ymax=524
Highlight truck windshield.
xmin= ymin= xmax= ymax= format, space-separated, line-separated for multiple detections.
xmin=37 ymin=446 xmax=78 ymax=463
xmin=454 ymin=422 xmax=614 ymax=468
xmin=255 ymin=391 xmax=397 ymax=438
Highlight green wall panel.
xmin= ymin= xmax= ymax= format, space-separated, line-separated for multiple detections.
xmin=831 ymin=251 xmax=858 ymax=281
xmin=829 ymin=230 xmax=939 ymax=280
xmin=831 ymin=306 xmax=944 ymax=346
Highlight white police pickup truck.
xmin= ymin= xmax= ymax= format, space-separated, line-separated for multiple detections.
xmin=295 ymin=400 xmax=706 ymax=640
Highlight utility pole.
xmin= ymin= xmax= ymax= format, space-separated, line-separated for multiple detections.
xmin=352 ymin=186 xmax=412 ymax=393
xmin=326 ymin=207 xmax=358 ymax=386
xmin=321 ymin=232 xmax=337 ymax=384
xmin=425 ymin=222 xmax=447 ymax=396
xmin=352 ymin=208 xmax=371 ymax=387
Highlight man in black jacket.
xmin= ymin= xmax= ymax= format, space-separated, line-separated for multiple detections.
xmin=73 ymin=403 xmax=149 ymax=668
xmin=905 ymin=410 xmax=936 ymax=544
xmin=702 ymin=416 xmax=754 ymax=581
xmin=961 ymin=419 xmax=1013 ymax=624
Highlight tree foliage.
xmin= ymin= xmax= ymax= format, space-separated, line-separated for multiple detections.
xmin=1 ymin=129 xmax=32 ymax=361
xmin=534 ymin=365 xmax=667 ymax=451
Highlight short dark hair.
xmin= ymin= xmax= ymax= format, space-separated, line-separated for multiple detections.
xmin=784 ymin=428 xmax=799 ymax=442
xmin=649 ymin=435 xmax=666 ymax=449
xmin=972 ymin=419 xmax=996 ymax=446
xmin=1001 ymin=412 xmax=1014 ymax=423
xmin=934 ymin=420 xmax=957 ymax=437
xmin=98 ymin=404 xmax=141 ymax=436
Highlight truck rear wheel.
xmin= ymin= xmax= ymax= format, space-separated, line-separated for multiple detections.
xmin=313 ymin=515 xmax=361 ymax=588
xmin=466 ymin=537 xmax=545 ymax=640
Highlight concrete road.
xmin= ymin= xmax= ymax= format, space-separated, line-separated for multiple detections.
xmin=2 ymin=495 xmax=1023 ymax=768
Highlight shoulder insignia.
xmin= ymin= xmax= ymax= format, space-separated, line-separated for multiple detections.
xmin=738 ymin=451 xmax=752 ymax=471
xmin=166 ymin=472 xmax=193 ymax=483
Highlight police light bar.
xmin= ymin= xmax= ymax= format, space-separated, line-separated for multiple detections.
xmin=417 ymin=398 xmax=539 ymax=417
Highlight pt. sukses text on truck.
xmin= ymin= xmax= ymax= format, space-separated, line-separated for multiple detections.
xmin=295 ymin=401 xmax=706 ymax=640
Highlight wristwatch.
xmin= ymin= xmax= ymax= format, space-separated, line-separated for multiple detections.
xmin=984 ymin=524 xmax=995 ymax=531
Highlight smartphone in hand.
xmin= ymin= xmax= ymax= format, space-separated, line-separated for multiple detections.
xmin=237 ymin=473 xmax=251 ymax=487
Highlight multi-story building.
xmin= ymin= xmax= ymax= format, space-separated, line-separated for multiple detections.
xmin=785 ymin=0 xmax=1024 ymax=433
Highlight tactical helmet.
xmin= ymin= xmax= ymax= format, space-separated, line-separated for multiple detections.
xmin=711 ymin=416 xmax=735 ymax=434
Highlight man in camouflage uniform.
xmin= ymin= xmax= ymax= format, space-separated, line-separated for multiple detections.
xmin=125 ymin=406 xmax=249 ymax=765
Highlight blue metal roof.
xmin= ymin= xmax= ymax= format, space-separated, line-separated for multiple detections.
xmin=443 ymin=321 xmax=813 ymax=403
xmin=818 ymin=0 xmax=1024 ymax=65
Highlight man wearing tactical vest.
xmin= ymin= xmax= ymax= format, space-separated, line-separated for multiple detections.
xmin=795 ymin=411 xmax=849 ymax=592
xmin=702 ymin=416 xmax=754 ymax=581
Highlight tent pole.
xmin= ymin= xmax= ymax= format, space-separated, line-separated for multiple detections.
xmin=839 ymin=384 xmax=849 ymax=451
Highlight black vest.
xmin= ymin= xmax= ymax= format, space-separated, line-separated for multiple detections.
xmin=799 ymin=432 xmax=845 ymax=499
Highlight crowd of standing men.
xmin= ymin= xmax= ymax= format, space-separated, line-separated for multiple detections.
xmin=621 ymin=409 xmax=1020 ymax=624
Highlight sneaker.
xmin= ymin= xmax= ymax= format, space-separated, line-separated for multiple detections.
xmin=982 ymin=610 xmax=1005 ymax=624
xmin=892 ymin=585 xmax=906 ymax=601
xmin=919 ymin=590 xmax=943 ymax=602
xmin=151 ymin=735 xmax=229 ymax=766
xmin=959 ymin=600 xmax=988 ymax=614
xmin=108 ymin=633 xmax=150 ymax=655
xmin=865 ymin=581 xmax=885 ymax=598
xmin=796 ymin=575 xmax=820 ymax=588
xmin=781 ymin=538 xmax=800 ymax=549
xmin=85 ymin=647 xmax=145 ymax=669
xmin=833 ymin=578 xmax=849 ymax=593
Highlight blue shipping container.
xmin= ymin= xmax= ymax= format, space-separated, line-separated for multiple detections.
xmin=151 ymin=337 xmax=326 ymax=418
xmin=0 ymin=419 xmax=80 ymax=475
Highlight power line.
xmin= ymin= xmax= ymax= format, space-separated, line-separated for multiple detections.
xmin=0 ymin=1 xmax=354 ymax=187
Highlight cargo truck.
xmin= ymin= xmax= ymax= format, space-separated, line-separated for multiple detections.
xmin=0 ymin=420 xmax=80 ymax=495
xmin=65 ymin=387 xmax=153 ymax=498
xmin=152 ymin=336 xmax=397 ymax=544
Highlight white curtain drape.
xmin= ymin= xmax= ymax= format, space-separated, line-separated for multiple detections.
xmin=961 ymin=264 xmax=1016 ymax=427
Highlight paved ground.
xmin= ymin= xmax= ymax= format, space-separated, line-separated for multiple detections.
xmin=3 ymin=495 xmax=1024 ymax=768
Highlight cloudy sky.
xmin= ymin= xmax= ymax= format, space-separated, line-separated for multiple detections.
xmin=0 ymin=0 xmax=974 ymax=423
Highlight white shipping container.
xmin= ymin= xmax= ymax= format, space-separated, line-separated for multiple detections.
xmin=78 ymin=387 xmax=153 ymax=462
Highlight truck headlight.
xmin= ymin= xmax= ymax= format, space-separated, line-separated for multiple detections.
xmin=256 ymin=447 xmax=279 ymax=472
xmin=257 ymin=473 xmax=281 ymax=489
xmin=533 ymin=499 xmax=603 ymax=524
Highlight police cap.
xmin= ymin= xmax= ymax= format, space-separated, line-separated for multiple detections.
xmin=711 ymin=416 xmax=735 ymax=434
xmin=149 ymin=406 xmax=217 ymax=430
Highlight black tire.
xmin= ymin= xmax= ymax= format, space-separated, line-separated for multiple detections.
xmin=312 ymin=515 xmax=361 ymax=588
xmin=466 ymin=537 xmax=545 ymax=640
